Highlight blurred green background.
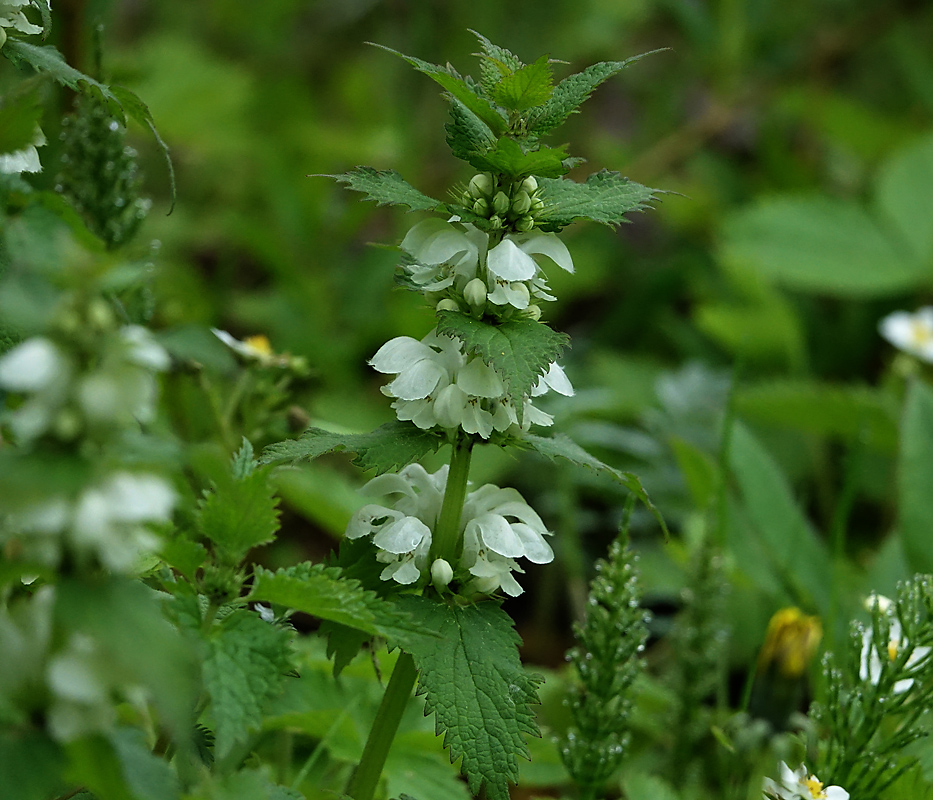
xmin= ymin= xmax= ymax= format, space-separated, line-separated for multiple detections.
xmin=32 ymin=0 xmax=933 ymax=674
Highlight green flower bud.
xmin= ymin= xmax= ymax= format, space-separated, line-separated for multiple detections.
xmin=473 ymin=198 xmax=490 ymax=217
xmin=461 ymin=191 xmax=473 ymax=206
xmin=520 ymin=176 xmax=538 ymax=194
xmin=464 ymin=277 xmax=487 ymax=309
xmin=492 ymin=191 xmax=510 ymax=216
xmin=514 ymin=215 xmax=535 ymax=232
xmin=431 ymin=558 xmax=454 ymax=590
xmin=468 ymin=173 xmax=493 ymax=198
xmin=436 ymin=298 xmax=460 ymax=313
xmin=87 ymin=298 xmax=115 ymax=331
xmin=511 ymin=190 xmax=531 ymax=216
xmin=488 ymin=215 xmax=503 ymax=230
xmin=530 ymin=196 xmax=545 ymax=213
xmin=0 ymin=29 xmax=7 ymax=51
xmin=524 ymin=304 xmax=542 ymax=321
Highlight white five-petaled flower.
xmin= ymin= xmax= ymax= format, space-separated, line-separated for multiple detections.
xmin=370 ymin=328 xmax=573 ymax=439
xmin=763 ymin=762 xmax=848 ymax=800
xmin=879 ymin=307 xmax=933 ymax=362
xmin=344 ymin=464 xmax=553 ymax=595
xmin=859 ymin=592 xmax=931 ymax=694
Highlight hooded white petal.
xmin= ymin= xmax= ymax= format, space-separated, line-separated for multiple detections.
xmin=487 ymin=238 xmax=538 ymax=281
xmin=370 ymin=336 xmax=434 ymax=373
xmin=517 ymin=232 xmax=574 ymax=273
xmin=456 ymin=358 xmax=504 ymax=398
xmin=372 ymin=515 xmax=431 ymax=554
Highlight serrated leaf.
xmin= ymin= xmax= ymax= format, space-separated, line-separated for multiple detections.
xmin=328 ymin=167 xmax=441 ymax=212
xmin=372 ymin=44 xmax=508 ymax=136
xmin=491 ymin=55 xmax=553 ymax=111
xmin=231 ymin=438 xmax=257 ymax=479
xmin=527 ymin=52 xmax=661 ymax=134
xmin=320 ymin=620 xmax=372 ymax=677
xmin=197 ymin=469 xmax=280 ymax=564
xmin=472 ymin=30 xmax=523 ymax=96
xmin=899 ymin=380 xmax=933 ymax=574
xmin=719 ymin=197 xmax=926 ymax=297
xmin=398 ymin=596 xmax=542 ymax=800
xmin=469 ymin=137 xmax=568 ymax=178
xmin=200 ymin=768 xmax=305 ymax=800
xmin=260 ymin=421 xmax=446 ymax=474
xmin=435 ymin=311 xmax=570 ymax=409
xmin=535 ymin=171 xmax=659 ymax=228
xmin=446 ymin=97 xmax=496 ymax=164
xmin=3 ymin=42 xmax=176 ymax=210
xmin=204 ymin=609 xmax=293 ymax=759
xmin=519 ymin=433 xmax=668 ymax=536
xmin=248 ymin=563 xmax=438 ymax=650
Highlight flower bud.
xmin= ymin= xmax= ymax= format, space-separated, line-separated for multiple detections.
xmin=530 ymin=196 xmax=545 ymax=213
xmin=473 ymin=198 xmax=490 ymax=217
xmin=514 ymin=215 xmax=535 ymax=233
xmin=468 ymin=173 xmax=493 ymax=198
xmin=488 ymin=215 xmax=503 ymax=230
xmin=511 ymin=190 xmax=531 ymax=216
xmin=0 ymin=29 xmax=7 ymax=51
xmin=492 ymin=191 xmax=510 ymax=216
xmin=88 ymin=298 xmax=115 ymax=331
xmin=436 ymin=298 xmax=460 ymax=313
xmin=520 ymin=176 xmax=538 ymax=194
xmin=464 ymin=278 xmax=487 ymax=309
xmin=431 ymin=558 xmax=454 ymax=589
xmin=524 ymin=304 xmax=542 ymax=321
xmin=511 ymin=282 xmax=530 ymax=306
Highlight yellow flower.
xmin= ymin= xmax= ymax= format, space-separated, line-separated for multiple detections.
xmin=757 ymin=607 xmax=822 ymax=678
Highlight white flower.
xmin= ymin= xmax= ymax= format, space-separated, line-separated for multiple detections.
xmin=211 ymin=328 xmax=290 ymax=367
xmin=859 ymin=595 xmax=931 ymax=694
xmin=122 ymin=325 xmax=170 ymax=371
xmin=763 ymin=762 xmax=848 ymax=800
xmin=0 ymin=125 xmax=46 ymax=174
xmin=344 ymin=465 xmax=552 ymax=595
xmin=0 ymin=1 xmax=45 ymax=37
xmin=0 ymin=336 xmax=68 ymax=392
xmin=879 ymin=307 xmax=933 ymax=362
xmin=485 ymin=232 xmax=573 ymax=311
xmin=399 ymin=218 xmax=486 ymax=291
xmin=370 ymin=328 xmax=572 ymax=439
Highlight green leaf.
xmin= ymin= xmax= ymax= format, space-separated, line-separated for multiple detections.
xmin=519 ymin=433 xmax=667 ymax=535
xmin=469 ymin=136 xmax=568 ymax=178
xmin=719 ymin=197 xmax=927 ymax=296
xmin=898 ymin=380 xmax=933 ymax=574
xmin=471 ymin=30 xmax=523 ymax=96
xmin=248 ymin=562 xmax=437 ymax=648
xmin=435 ymin=311 xmax=570 ymax=407
xmin=2 ymin=42 xmax=176 ymax=210
xmin=446 ymin=97 xmax=496 ymax=164
xmin=527 ymin=53 xmax=660 ymax=135
xmin=328 ymin=167 xmax=442 ymax=212
xmin=109 ymin=727 xmax=180 ymax=800
xmin=728 ymin=423 xmax=831 ymax=613
xmin=0 ymin=729 xmax=65 ymax=800
xmin=398 ymin=597 xmax=542 ymax=800
xmin=260 ymin=421 xmax=446 ymax=474
xmin=372 ymin=44 xmax=508 ymax=136
xmin=204 ymin=609 xmax=293 ymax=759
xmin=621 ymin=772 xmax=682 ymax=800
xmin=0 ymin=85 xmax=43 ymax=157
xmin=875 ymin=132 xmax=933 ymax=266
xmin=160 ymin=538 xmax=208 ymax=582
xmin=491 ymin=55 xmax=553 ymax=111
xmin=65 ymin=735 xmax=133 ymax=800
xmin=535 ymin=171 xmax=659 ymax=229
xmin=195 ymin=769 xmax=304 ymax=800
xmin=231 ymin=438 xmax=258 ymax=479
xmin=197 ymin=468 xmax=280 ymax=564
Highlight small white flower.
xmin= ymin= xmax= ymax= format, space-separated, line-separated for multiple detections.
xmin=121 ymin=325 xmax=170 ymax=372
xmin=763 ymin=762 xmax=848 ymax=800
xmin=859 ymin=595 xmax=931 ymax=694
xmin=399 ymin=218 xmax=486 ymax=291
xmin=879 ymin=307 xmax=933 ymax=362
xmin=0 ymin=337 xmax=68 ymax=392
xmin=0 ymin=126 xmax=46 ymax=174
xmin=0 ymin=1 xmax=46 ymax=36
xmin=212 ymin=328 xmax=289 ymax=366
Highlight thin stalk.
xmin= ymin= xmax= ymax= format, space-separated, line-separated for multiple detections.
xmin=429 ymin=435 xmax=474 ymax=565
xmin=345 ymin=652 xmax=418 ymax=800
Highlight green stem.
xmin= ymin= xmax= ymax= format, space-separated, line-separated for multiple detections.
xmin=429 ymin=435 xmax=474 ymax=565
xmin=345 ymin=652 xmax=418 ymax=800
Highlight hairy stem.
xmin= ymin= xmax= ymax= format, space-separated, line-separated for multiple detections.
xmin=430 ymin=435 xmax=474 ymax=565
xmin=345 ymin=652 xmax=418 ymax=800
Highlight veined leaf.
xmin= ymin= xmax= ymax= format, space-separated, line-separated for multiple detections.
xmin=472 ymin=30 xmax=524 ymax=96
xmin=446 ymin=97 xmax=497 ymax=163
xmin=260 ymin=421 xmax=446 ymax=474
xmin=328 ymin=167 xmax=441 ymax=212
xmin=399 ymin=596 xmax=542 ymax=800
xmin=372 ymin=44 xmax=508 ymax=136
xmin=519 ymin=433 xmax=667 ymax=535
xmin=527 ymin=52 xmax=662 ymax=135
xmin=536 ymin=171 xmax=659 ymax=229
xmin=491 ymin=55 xmax=553 ymax=112
xmin=898 ymin=380 xmax=933 ymax=574
xmin=3 ymin=42 xmax=176 ymax=210
xmin=469 ymin=136 xmax=568 ymax=178
xmin=435 ymin=311 xmax=570 ymax=407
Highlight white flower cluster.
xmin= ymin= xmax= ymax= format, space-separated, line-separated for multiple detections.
xmin=370 ymin=329 xmax=573 ymax=439
xmin=0 ymin=0 xmax=46 ymax=37
xmin=345 ymin=463 xmax=553 ymax=596
xmin=400 ymin=218 xmax=573 ymax=317
xmin=879 ymin=307 xmax=933 ymax=362
xmin=859 ymin=592 xmax=931 ymax=694
xmin=763 ymin=762 xmax=848 ymax=800
xmin=13 ymin=471 xmax=177 ymax=571
xmin=0 ymin=325 xmax=170 ymax=443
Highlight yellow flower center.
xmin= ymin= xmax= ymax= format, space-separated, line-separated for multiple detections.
xmin=910 ymin=319 xmax=933 ymax=346
xmin=804 ymin=776 xmax=826 ymax=798
xmin=888 ymin=638 xmax=899 ymax=662
xmin=243 ymin=335 xmax=273 ymax=356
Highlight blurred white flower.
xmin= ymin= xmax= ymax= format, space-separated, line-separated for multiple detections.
xmin=763 ymin=761 xmax=848 ymax=800
xmin=859 ymin=593 xmax=931 ymax=694
xmin=370 ymin=328 xmax=572 ymax=439
xmin=0 ymin=336 xmax=68 ymax=392
xmin=211 ymin=328 xmax=290 ymax=367
xmin=879 ymin=307 xmax=933 ymax=362
xmin=0 ymin=125 xmax=46 ymax=174
xmin=344 ymin=464 xmax=552 ymax=595
xmin=46 ymin=634 xmax=114 ymax=741
xmin=0 ymin=1 xmax=45 ymax=38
